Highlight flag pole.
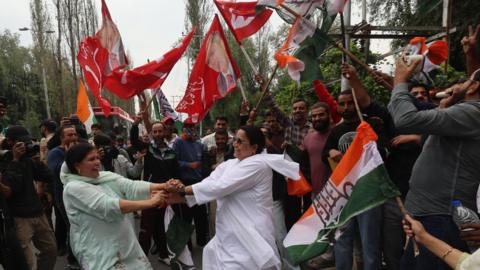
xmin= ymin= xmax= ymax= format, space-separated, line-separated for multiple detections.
xmin=255 ymin=64 xmax=279 ymax=110
xmin=334 ymin=43 xmax=393 ymax=90
xmin=240 ymin=45 xmax=260 ymax=78
xmin=237 ymin=78 xmax=248 ymax=102
xmin=351 ymin=86 xmax=420 ymax=257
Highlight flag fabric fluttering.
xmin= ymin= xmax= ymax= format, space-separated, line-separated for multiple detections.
xmin=214 ymin=0 xmax=273 ymax=44
xmin=77 ymin=37 xmax=111 ymax=115
xmin=97 ymin=0 xmax=128 ymax=74
xmin=312 ymin=80 xmax=341 ymax=124
xmin=257 ymin=0 xmax=324 ymax=23
xmin=284 ymin=144 xmax=312 ymax=197
xmin=164 ymin=206 xmax=195 ymax=270
xmin=77 ymin=0 xmax=127 ymax=116
xmin=176 ymin=15 xmax=241 ymax=124
xmin=76 ymin=80 xmax=97 ymax=134
xmin=326 ymin=0 xmax=348 ymax=15
xmin=284 ymin=122 xmax=400 ymax=265
xmin=275 ymin=17 xmax=316 ymax=82
xmin=406 ymin=37 xmax=448 ymax=85
xmin=103 ymin=30 xmax=195 ymax=99
xmin=155 ymin=88 xmax=179 ymax=121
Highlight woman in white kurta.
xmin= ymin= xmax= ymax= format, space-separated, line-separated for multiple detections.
xmin=61 ymin=143 xmax=169 ymax=270
xmin=169 ymin=126 xmax=300 ymax=269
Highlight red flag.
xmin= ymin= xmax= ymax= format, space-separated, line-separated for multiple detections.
xmin=312 ymin=80 xmax=341 ymax=124
xmin=176 ymin=15 xmax=241 ymax=123
xmin=214 ymin=0 xmax=272 ymax=44
xmin=77 ymin=0 xmax=127 ymax=116
xmin=77 ymin=37 xmax=112 ymax=115
xmin=97 ymin=0 xmax=128 ymax=74
xmin=103 ymin=30 xmax=195 ymax=99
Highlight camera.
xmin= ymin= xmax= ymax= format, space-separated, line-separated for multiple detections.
xmin=21 ymin=139 xmax=40 ymax=158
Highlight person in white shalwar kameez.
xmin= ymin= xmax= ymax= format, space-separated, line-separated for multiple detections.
xmin=168 ymin=126 xmax=300 ymax=270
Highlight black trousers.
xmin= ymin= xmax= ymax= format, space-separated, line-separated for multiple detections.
xmin=180 ymin=204 xmax=209 ymax=246
xmin=139 ymin=208 xmax=168 ymax=258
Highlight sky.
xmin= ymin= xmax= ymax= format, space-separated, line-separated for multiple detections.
xmin=0 ymin=0 xmax=392 ymax=110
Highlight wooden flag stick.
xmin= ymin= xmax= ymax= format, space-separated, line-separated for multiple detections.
xmin=237 ymin=78 xmax=248 ymax=102
xmin=278 ymin=3 xmax=301 ymax=18
xmin=340 ymin=12 xmax=348 ymax=64
xmin=396 ymin=197 xmax=420 ymax=257
xmin=334 ymin=43 xmax=393 ymax=90
xmin=240 ymin=45 xmax=260 ymax=77
xmin=141 ymin=88 xmax=160 ymax=114
xmin=255 ymin=64 xmax=279 ymax=110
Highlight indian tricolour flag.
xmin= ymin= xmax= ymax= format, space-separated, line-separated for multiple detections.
xmin=284 ymin=122 xmax=400 ymax=265
xmin=76 ymin=80 xmax=97 ymax=134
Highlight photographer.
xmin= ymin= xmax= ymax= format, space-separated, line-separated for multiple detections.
xmin=93 ymin=133 xmax=143 ymax=179
xmin=2 ymin=125 xmax=56 ymax=269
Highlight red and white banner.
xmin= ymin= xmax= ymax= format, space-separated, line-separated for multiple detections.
xmin=176 ymin=15 xmax=241 ymax=123
xmin=214 ymin=0 xmax=272 ymax=44
xmin=103 ymin=30 xmax=195 ymax=99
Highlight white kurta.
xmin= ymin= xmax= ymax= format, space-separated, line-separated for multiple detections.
xmin=187 ymin=154 xmax=299 ymax=270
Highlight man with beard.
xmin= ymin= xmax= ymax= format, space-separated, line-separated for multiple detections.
xmin=301 ymin=102 xmax=332 ymax=195
xmin=322 ymin=63 xmax=394 ymax=270
xmin=130 ymin=119 xmax=179 ymax=265
xmin=47 ymin=125 xmax=79 ymax=268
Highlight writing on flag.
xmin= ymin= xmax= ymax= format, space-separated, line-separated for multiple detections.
xmin=214 ymin=0 xmax=273 ymax=44
xmin=77 ymin=0 xmax=127 ymax=116
xmin=176 ymin=15 xmax=241 ymax=123
xmin=284 ymin=122 xmax=400 ymax=264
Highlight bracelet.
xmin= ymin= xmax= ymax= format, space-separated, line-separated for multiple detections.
xmin=442 ymin=248 xmax=454 ymax=260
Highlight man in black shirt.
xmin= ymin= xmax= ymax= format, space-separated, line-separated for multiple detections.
xmin=131 ymin=119 xmax=180 ymax=265
xmin=322 ymin=64 xmax=393 ymax=270
xmin=2 ymin=126 xmax=57 ymax=269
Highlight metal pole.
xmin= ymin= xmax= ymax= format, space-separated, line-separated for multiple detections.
xmin=341 ymin=0 xmax=352 ymax=91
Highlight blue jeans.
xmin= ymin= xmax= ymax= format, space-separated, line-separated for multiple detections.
xmin=334 ymin=206 xmax=382 ymax=270
xmin=400 ymin=215 xmax=469 ymax=270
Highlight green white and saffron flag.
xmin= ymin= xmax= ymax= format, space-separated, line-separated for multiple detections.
xmin=164 ymin=206 xmax=195 ymax=270
xmin=283 ymin=122 xmax=400 ymax=265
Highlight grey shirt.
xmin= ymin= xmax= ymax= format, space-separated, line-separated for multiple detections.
xmin=388 ymin=83 xmax=480 ymax=216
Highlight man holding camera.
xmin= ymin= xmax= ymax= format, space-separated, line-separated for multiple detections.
xmin=2 ymin=125 xmax=57 ymax=269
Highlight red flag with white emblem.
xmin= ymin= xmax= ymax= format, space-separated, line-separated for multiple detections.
xmin=214 ymin=0 xmax=272 ymax=44
xmin=176 ymin=15 xmax=241 ymax=124
xmin=103 ymin=30 xmax=195 ymax=99
xmin=77 ymin=0 xmax=127 ymax=115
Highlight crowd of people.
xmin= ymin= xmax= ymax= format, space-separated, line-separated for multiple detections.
xmin=0 ymin=27 xmax=480 ymax=270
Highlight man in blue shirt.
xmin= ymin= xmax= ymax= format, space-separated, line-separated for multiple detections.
xmin=173 ymin=121 xmax=209 ymax=246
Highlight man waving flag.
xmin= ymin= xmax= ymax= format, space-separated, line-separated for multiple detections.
xmin=284 ymin=122 xmax=400 ymax=265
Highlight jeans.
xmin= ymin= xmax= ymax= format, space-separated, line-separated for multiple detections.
xmin=334 ymin=206 xmax=382 ymax=270
xmin=382 ymin=198 xmax=404 ymax=270
xmin=400 ymin=215 xmax=469 ymax=270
